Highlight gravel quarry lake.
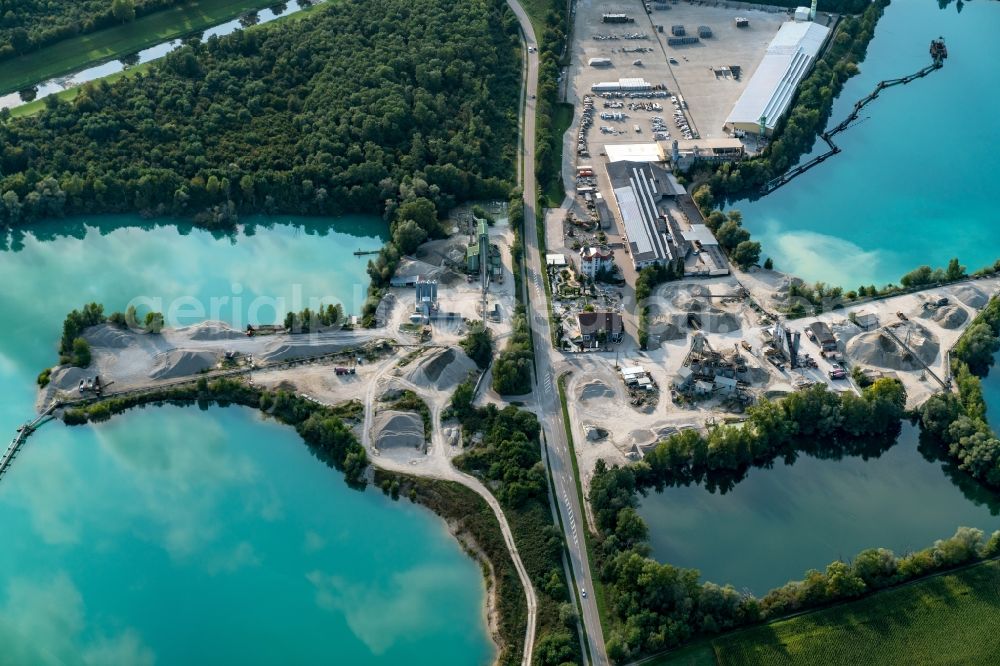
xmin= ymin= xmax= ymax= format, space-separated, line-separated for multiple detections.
xmin=638 ymin=422 xmax=1000 ymax=597
xmin=650 ymin=0 xmax=1000 ymax=596
xmin=738 ymin=1 xmax=1000 ymax=288
xmin=0 ymin=215 xmax=496 ymax=664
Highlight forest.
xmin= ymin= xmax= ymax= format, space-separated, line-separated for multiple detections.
xmin=0 ymin=0 xmax=521 ymax=230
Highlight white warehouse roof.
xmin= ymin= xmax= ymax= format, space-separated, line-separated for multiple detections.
xmin=592 ymin=77 xmax=653 ymax=92
xmin=605 ymin=143 xmax=664 ymax=163
xmin=725 ymin=21 xmax=830 ymax=131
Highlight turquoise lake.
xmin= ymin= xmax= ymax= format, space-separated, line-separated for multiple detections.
xmin=646 ymin=0 xmax=1000 ymax=596
xmin=0 ymin=216 xmax=496 ymax=664
xmin=738 ymin=0 xmax=1000 ymax=288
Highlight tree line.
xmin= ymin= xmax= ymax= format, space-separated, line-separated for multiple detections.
xmin=283 ymin=303 xmax=344 ymax=334
xmin=588 ymin=379 xmax=924 ymax=662
xmin=492 ymin=305 xmax=533 ymax=395
xmin=451 ymin=401 xmax=582 ymax=666
xmin=64 ymin=375 xmax=368 ymax=485
xmin=921 ymin=297 xmax=1000 ymax=488
xmin=530 ymin=0 xmax=570 ymax=201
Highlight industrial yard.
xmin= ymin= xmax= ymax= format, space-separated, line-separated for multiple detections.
xmin=549 ymin=1 xmax=845 ymax=336
xmin=563 ymin=272 xmax=1000 ymax=484
xmin=380 ymin=204 xmax=519 ymax=349
xmin=565 ymin=0 xmax=795 ymax=148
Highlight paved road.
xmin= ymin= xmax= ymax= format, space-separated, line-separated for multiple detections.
xmin=505 ymin=2 xmax=609 ymax=663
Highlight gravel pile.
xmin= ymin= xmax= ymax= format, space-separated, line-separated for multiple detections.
xmin=149 ymin=349 xmax=218 ymax=380
xmin=372 ymin=410 xmax=425 ymax=450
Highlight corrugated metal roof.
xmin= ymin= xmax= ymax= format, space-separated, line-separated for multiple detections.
xmin=611 ymin=163 xmax=676 ymax=264
xmin=726 ymin=21 xmax=830 ymax=129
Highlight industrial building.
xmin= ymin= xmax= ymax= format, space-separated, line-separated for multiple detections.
xmin=605 ymin=142 xmax=665 ymax=164
xmin=672 ymin=334 xmax=753 ymax=402
xmin=604 ymin=159 xmax=728 ymax=276
xmin=466 ymin=217 xmax=502 ymax=286
xmin=679 ymin=224 xmax=728 ymax=277
xmin=663 ymin=137 xmax=745 ymax=170
xmin=607 ymin=161 xmax=685 ymax=270
xmin=412 ymin=279 xmax=439 ymax=323
xmin=724 ymin=20 xmax=831 ymax=136
xmin=591 ymin=77 xmax=653 ymax=94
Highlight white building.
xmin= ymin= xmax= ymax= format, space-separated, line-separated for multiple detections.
xmin=724 ymin=21 xmax=831 ymax=136
xmin=604 ymin=143 xmax=664 ymax=164
xmin=592 ymin=77 xmax=653 ymax=93
xmin=579 ymin=246 xmax=614 ymax=279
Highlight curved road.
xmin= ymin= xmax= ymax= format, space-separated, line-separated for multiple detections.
xmin=504 ymin=2 xmax=609 ymax=664
xmin=360 ymin=357 xmax=538 ymax=666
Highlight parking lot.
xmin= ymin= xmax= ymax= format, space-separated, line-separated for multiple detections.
xmin=567 ymin=0 xmax=791 ymax=149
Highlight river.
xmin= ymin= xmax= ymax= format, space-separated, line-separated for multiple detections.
xmin=0 ymin=0 xmax=327 ymax=111
xmin=738 ymin=0 xmax=1000 ymax=288
xmin=0 ymin=215 xmax=496 ymax=664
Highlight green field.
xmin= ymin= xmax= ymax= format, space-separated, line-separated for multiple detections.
xmin=649 ymin=560 xmax=1000 ymax=666
xmin=0 ymin=0 xmax=281 ymax=95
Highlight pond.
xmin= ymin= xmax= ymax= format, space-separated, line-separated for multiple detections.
xmin=637 ymin=423 xmax=1000 ymax=596
xmin=0 ymin=214 xmax=497 ymax=664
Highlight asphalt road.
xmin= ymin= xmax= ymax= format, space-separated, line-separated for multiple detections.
xmin=505 ymin=2 xmax=609 ymax=663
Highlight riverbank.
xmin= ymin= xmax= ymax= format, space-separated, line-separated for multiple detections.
xmin=0 ymin=0 xmax=295 ymax=96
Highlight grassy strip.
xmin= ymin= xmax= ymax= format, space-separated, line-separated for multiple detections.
xmin=541 ymin=102 xmax=574 ymax=208
xmin=8 ymin=61 xmax=155 ymax=118
xmin=374 ymin=473 xmax=527 ymax=666
xmin=0 ymin=0 xmax=288 ymax=95
xmin=651 ymin=559 xmax=1000 ymax=666
xmin=557 ymin=373 xmax=612 ymax=638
